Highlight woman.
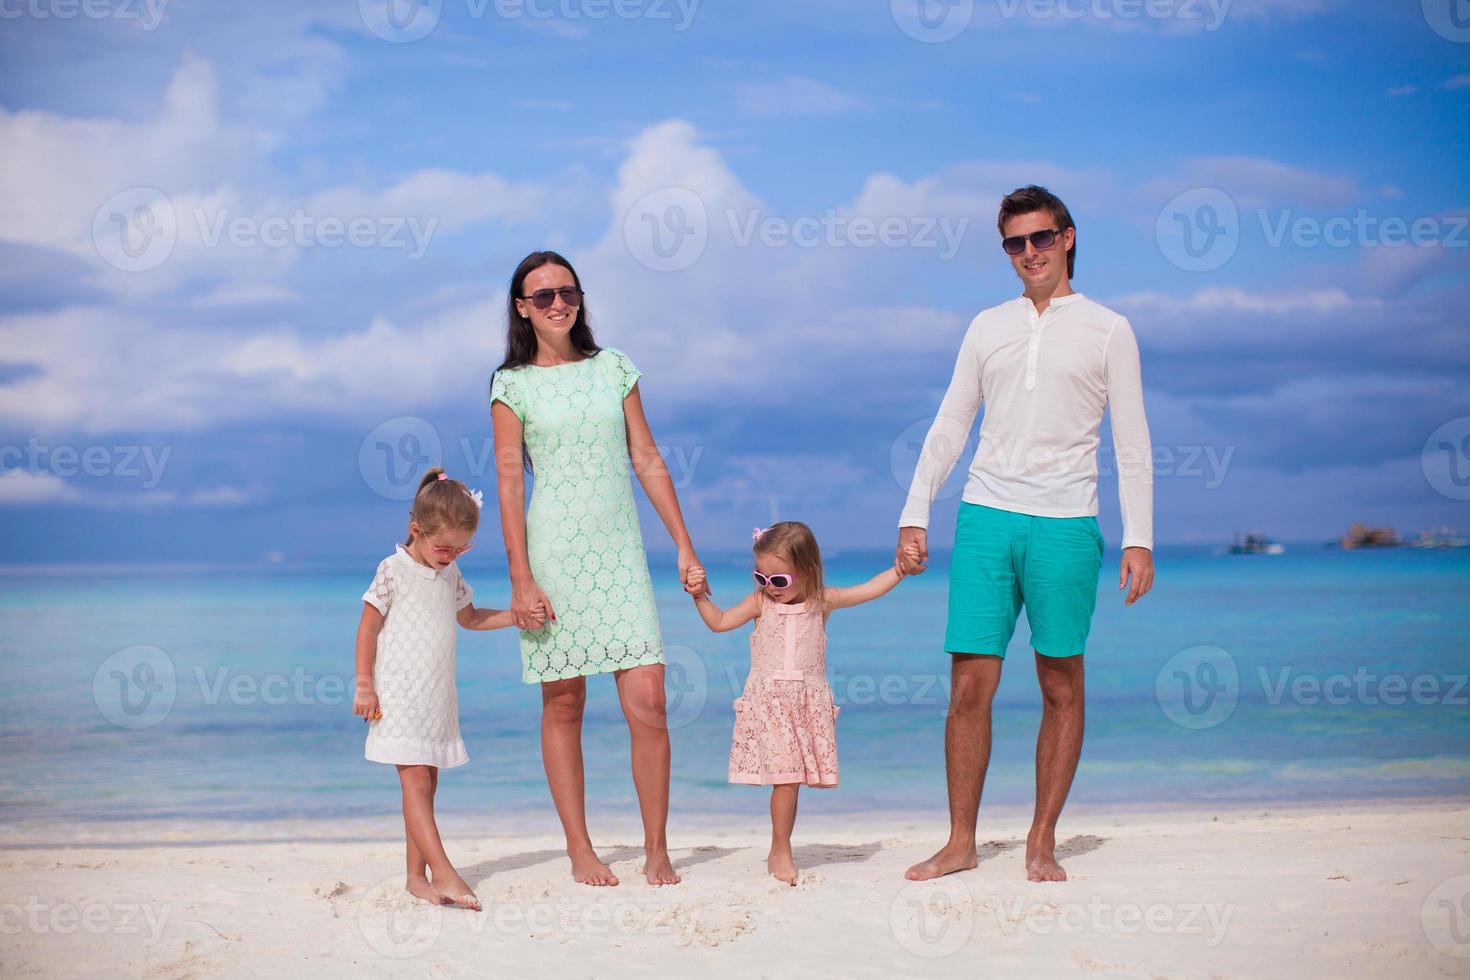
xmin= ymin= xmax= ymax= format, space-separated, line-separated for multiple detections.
xmin=489 ymin=250 xmax=703 ymax=887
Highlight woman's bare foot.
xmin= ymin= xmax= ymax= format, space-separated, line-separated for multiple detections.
xmin=640 ymin=847 xmax=681 ymax=886
xmin=405 ymin=874 xmax=445 ymax=906
xmin=767 ymin=849 xmax=798 ymax=886
xmin=905 ymin=841 xmax=979 ymax=881
xmin=430 ymin=870 xmax=481 ymax=910
xmin=570 ymin=848 xmax=620 ymax=887
xmin=1025 ymin=830 xmax=1067 ymax=882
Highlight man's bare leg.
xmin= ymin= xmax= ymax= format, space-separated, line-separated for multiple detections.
xmin=1026 ymin=651 xmax=1085 ymax=882
xmin=905 ymin=654 xmax=1002 ymax=880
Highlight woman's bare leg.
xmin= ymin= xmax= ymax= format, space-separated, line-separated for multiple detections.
xmin=614 ymin=663 xmax=679 ymax=885
xmin=541 ymin=676 xmax=618 ymax=885
xmin=768 ymin=784 xmax=800 ymax=885
xmin=396 ymin=764 xmax=479 ymax=909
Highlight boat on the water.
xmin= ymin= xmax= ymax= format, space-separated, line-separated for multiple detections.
xmin=1411 ymin=527 xmax=1468 ymax=549
xmin=1340 ymin=523 xmax=1402 ymax=550
xmin=1229 ymin=532 xmax=1285 ymax=555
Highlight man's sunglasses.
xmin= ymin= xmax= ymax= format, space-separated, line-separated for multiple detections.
xmin=753 ymin=571 xmax=794 ymax=589
xmin=521 ymin=286 xmax=585 ymax=310
xmin=1001 ymin=228 xmax=1063 ymax=255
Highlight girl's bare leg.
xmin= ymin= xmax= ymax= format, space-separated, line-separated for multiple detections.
xmin=541 ymin=676 xmax=618 ymax=886
xmin=396 ymin=764 xmax=480 ymax=909
xmin=614 ymin=664 xmax=680 ymax=886
xmin=768 ymin=784 xmax=800 ymax=885
xmin=402 ymin=778 xmax=441 ymax=905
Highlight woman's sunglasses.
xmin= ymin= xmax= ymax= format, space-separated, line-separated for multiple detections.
xmin=521 ymin=286 xmax=585 ymax=310
xmin=1001 ymin=228 xmax=1063 ymax=255
xmin=753 ymin=571 xmax=794 ymax=589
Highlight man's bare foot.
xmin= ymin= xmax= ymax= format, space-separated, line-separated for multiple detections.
xmin=905 ymin=842 xmax=979 ymax=881
xmin=767 ymin=849 xmax=798 ymax=886
xmin=570 ymin=848 xmax=619 ymax=887
xmin=1025 ymin=832 xmax=1067 ymax=882
xmin=640 ymin=847 xmax=681 ymax=886
xmin=405 ymin=874 xmax=445 ymax=906
xmin=430 ymin=870 xmax=481 ymax=910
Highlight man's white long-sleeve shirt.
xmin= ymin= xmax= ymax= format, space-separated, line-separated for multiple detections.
xmin=898 ymin=292 xmax=1154 ymax=550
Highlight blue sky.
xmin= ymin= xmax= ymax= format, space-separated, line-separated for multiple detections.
xmin=0 ymin=0 xmax=1467 ymax=564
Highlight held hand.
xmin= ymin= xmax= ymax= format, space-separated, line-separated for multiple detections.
xmin=897 ymin=527 xmax=928 ymax=576
xmin=679 ymin=548 xmax=710 ymax=597
xmin=353 ymin=685 xmax=382 ymax=722
xmin=685 ymin=564 xmax=708 ymax=596
xmin=1119 ymin=546 xmax=1155 ymax=605
xmin=512 ymin=580 xmax=555 ymax=631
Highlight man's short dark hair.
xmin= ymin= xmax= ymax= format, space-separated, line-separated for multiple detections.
xmin=997 ymin=185 xmax=1076 ymax=279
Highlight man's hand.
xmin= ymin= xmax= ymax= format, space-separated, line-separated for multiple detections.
xmin=897 ymin=526 xmax=928 ymax=575
xmin=1119 ymin=546 xmax=1154 ymax=605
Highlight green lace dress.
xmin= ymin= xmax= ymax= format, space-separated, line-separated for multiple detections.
xmin=490 ymin=348 xmax=665 ymax=684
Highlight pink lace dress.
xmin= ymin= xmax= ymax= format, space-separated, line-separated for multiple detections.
xmin=728 ymin=597 xmax=840 ymax=787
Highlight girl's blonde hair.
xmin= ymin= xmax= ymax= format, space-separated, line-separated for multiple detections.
xmin=404 ymin=467 xmax=480 ymax=546
xmin=752 ymin=521 xmax=825 ymax=607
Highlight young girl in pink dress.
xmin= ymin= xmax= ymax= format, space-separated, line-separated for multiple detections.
xmin=685 ymin=522 xmax=917 ymax=885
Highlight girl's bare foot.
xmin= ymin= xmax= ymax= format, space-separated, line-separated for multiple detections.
xmin=905 ymin=841 xmax=979 ymax=881
xmin=430 ymin=870 xmax=481 ymax=910
xmin=640 ymin=847 xmax=681 ymax=886
xmin=405 ymin=874 xmax=445 ymax=905
xmin=767 ymin=849 xmax=798 ymax=886
xmin=570 ymin=848 xmax=619 ymax=887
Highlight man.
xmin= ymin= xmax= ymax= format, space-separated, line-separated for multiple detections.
xmin=897 ymin=185 xmax=1154 ymax=882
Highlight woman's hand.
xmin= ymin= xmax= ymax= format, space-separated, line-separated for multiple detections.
xmin=511 ymin=579 xmax=555 ymax=631
xmin=678 ymin=547 xmax=709 ymax=596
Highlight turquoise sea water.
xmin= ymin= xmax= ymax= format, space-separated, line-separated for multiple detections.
xmin=1 ymin=546 xmax=1467 ymax=826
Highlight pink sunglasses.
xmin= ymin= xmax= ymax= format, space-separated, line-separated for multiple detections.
xmin=753 ymin=571 xmax=794 ymax=589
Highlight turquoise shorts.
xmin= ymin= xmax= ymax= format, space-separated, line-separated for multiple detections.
xmin=944 ymin=502 xmax=1105 ymax=659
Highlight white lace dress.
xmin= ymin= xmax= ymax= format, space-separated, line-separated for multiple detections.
xmin=361 ymin=544 xmax=473 ymax=768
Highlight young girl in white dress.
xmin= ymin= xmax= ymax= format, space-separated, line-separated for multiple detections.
xmin=353 ymin=467 xmax=537 ymax=910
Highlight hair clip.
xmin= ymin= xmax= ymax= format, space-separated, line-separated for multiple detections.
xmin=467 ymin=488 xmax=484 ymax=509
xmin=437 ymin=472 xmax=448 ymax=481
xmin=752 ymin=527 xmax=768 ymax=541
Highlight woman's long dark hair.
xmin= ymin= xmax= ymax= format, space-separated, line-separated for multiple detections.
xmin=494 ymin=250 xmax=601 ymax=372
xmin=492 ymin=250 xmax=602 ymax=472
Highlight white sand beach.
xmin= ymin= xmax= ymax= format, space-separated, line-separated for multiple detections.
xmin=2 ymin=801 xmax=1467 ymax=978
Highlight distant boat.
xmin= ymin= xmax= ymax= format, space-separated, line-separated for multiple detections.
xmin=1340 ymin=523 xmax=1402 ymax=550
xmin=1411 ymin=527 xmax=1468 ymax=549
xmin=1229 ymin=531 xmax=1285 ymax=555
